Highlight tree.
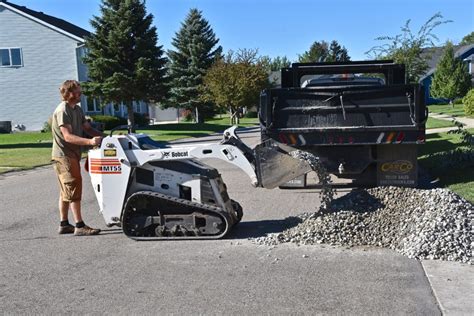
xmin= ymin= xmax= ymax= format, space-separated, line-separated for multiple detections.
xmin=298 ymin=40 xmax=350 ymax=63
xmin=327 ymin=40 xmax=351 ymax=62
xmin=430 ymin=41 xmax=471 ymax=105
xmin=201 ymin=49 xmax=269 ymax=125
xmin=167 ymin=8 xmax=222 ymax=123
xmin=298 ymin=41 xmax=329 ymax=62
xmin=460 ymin=31 xmax=474 ymax=45
xmin=82 ymin=0 xmax=168 ymax=131
xmin=261 ymin=55 xmax=292 ymax=71
xmin=366 ymin=12 xmax=451 ymax=83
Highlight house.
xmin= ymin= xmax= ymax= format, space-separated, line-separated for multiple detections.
xmin=0 ymin=0 xmax=176 ymax=131
xmin=419 ymin=44 xmax=474 ymax=105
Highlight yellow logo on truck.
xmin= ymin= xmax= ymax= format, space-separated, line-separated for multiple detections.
xmin=380 ymin=160 xmax=413 ymax=174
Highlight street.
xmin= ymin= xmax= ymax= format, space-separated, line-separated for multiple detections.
xmin=0 ymin=129 xmax=471 ymax=315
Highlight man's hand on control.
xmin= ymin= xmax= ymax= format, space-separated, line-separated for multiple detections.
xmin=90 ymin=136 xmax=102 ymax=146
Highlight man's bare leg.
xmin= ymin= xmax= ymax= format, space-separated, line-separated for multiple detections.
xmin=70 ymin=200 xmax=83 ymax=224
xmin=70 ymin=200 xmax=100 ymax=235
xmin=59 ymin=199 xmax=70 ymax=222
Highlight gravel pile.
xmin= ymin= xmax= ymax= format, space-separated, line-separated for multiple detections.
xmin=254 ymin=186 xmax=473 ymax=264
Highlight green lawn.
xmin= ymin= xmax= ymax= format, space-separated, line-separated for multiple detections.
xmin=418 ymin=128 xmax=474 ymax=203
xmin=425 ymin=116 xmax=456 ymax=129
xmin=137 ymin=117 xmax=258 ymax=141
xmin=428 ymin=103 xmax=473 ymax=118
xmin=0 ymin=117 xmax=259 ymax=173
xmin=0 ymin=132 xmax=53 ymax=173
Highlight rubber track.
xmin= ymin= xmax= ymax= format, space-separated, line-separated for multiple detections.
xmin=122 ymin=191 xmax=232 ymax=240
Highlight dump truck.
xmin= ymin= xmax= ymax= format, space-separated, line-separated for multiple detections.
xmin=259 ymin=60 xmax=428 ymax=187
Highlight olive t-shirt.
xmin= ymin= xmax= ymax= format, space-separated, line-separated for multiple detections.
xmin=51 ymin=101 xmax=86 ymax=160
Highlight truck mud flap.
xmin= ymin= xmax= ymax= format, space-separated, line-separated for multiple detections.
xmin=376 ymin=144 xmax=418 ymax=187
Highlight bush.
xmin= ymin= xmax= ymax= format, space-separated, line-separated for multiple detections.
xmin=453 ymin=98 xmax=464 ymax=105
xmin=90 ymin=115 xmax=126 ymax=130
xmin=41 ymin=116 xmax=53 ymax=133
xmin=244 ymin=110 xmax=258 ymax=118
xmin=133 ymin=112 xmax=149 ymax=127
xmin=181 ymin=109 xmax=194 ymax=122
xmin=463 ymin=89 xmax=474 ymax=115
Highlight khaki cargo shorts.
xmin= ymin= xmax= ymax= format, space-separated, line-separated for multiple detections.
xmin=52 ymin=157 xmax=82 ymax=202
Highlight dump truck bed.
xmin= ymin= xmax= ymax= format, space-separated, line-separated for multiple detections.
xmin=259 ymin=60 xmax=427 ymax=187
xmin=260 ymin=85 xmax=426 ymax=146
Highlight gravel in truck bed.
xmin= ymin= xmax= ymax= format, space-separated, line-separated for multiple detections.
xmin=253 ymin=186 xmax=473 ymax=264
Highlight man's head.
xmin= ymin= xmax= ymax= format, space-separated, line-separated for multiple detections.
xmin=60 ymin=80 xmax=82 ymax=105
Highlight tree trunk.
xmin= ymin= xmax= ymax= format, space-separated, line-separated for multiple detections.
xmin=127 ymin=101 xmax=135 ymax=133
xmin=195 ymin=107 xmax=204 ymax=124
xmin=229 ymin=107 xmax=234 ymax=125
xmin=450 ymin=99 xmax=454 ymax=108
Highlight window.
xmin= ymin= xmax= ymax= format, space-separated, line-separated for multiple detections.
xmin=85 ymin=97 xmax=101 ymax=112
xmin=0 ymin=48 xmax=23 ymax=67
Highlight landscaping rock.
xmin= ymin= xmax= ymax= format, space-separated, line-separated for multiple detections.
xmin=253 ymin=187 xmax=473 ymax=264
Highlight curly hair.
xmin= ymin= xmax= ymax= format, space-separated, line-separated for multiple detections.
xmin=59 ymin=80 xmax=81 ymax=102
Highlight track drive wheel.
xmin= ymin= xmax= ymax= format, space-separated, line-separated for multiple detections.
xmin=231 ymin=199 xmax=243 ymax=223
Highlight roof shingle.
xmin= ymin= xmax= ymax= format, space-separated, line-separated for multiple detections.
xmin=1 ymin=0 xmax=90 ymax=40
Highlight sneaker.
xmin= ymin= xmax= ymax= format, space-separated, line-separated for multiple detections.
xmin=58 ymin=224 xmax=75 ymax=234
xmin=74 ymin=225 xmax=101 ymax=236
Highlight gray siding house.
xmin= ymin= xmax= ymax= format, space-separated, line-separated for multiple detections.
xmin=0 ymin=0 xmax=173 ymax=131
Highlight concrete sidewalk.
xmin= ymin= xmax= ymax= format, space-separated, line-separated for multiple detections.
xmin=427 ymin=113 xmax=474 ymax=135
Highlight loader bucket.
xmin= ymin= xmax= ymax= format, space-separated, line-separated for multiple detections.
xmin=254 ymin=140 xmax=312 ymax=189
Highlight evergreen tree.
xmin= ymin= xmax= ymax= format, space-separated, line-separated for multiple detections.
xmin=269 ymin=56 xmax=292 ymax=71
xmin=298 ymin=41 xmax=329 ymax=63
xmin=431 ymin=41 xmax=471 ymax=104
xmin=167 ymin=8 xmax=222 ymax=123
xmin=327 ymin=40 xmax=350 ymax=62
xmin=460 ymin=31 xmax=474 ymax=45
xmin=82 ymin=0 xmax=168 ymax=131
xmin=260 ymin=55 xmax=291 ymax=72
xmin=298 ymin=40 xmax=350 ymax=63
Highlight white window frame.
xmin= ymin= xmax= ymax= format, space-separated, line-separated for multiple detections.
xmin=85 ymin=97 xmax=101 ymax=113
xmin=0 ymin=47 xmax=23 ymax=67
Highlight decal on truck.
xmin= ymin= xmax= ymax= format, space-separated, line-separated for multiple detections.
xmin=380 ymin=160 xmax=413 ymax=174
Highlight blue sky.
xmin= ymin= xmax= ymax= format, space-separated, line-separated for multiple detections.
xmin=13 ymin=0 xmax=474 ymax=61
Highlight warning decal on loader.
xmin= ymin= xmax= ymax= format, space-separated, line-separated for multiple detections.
xmin=90 ymin=158 xmax=122 ymax=174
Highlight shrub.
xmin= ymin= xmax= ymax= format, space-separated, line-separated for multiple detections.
xmin=90 ymin=115 xmax=126 ymax=130
xmin=41 ymin=116 xmax=53 ymax=133
xmin=244 ymin=110 xmax=258 ymax=118
xmin=453 ymin=98 xmax=463 ymax=105
xmin=181 ymin=109 xmax=194 ymax=122
xmin=463 ymin=89 xmax=474 ymax=115
xmin=133 ymin=112 xmax=149 ymax=127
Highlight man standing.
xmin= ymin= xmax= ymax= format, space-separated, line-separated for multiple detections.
xmin=52 ymin=80 xmax=103 ymax=236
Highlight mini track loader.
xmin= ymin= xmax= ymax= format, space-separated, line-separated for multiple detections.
xmin=88 ymin=126 xmax=311 ymax=240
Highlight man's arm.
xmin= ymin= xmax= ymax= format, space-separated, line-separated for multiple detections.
xmin=83 ymin=121 xmax=106 ymax=138
xmin=60 ymin=124 xmax=101 ymax=146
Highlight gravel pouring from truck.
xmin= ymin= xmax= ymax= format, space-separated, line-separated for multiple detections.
xmin=259 ymin=60 xmax=428 ymax=187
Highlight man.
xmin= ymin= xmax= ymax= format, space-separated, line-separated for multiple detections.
xmin=51 ymin=80 xmax=103 ymax=236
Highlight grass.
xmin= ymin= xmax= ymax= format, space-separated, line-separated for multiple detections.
xmin=0 ymin=117 xmax=259 ymax=173
xmin=425 ymin=116 xmax=456 ymax=129
xmin=418 ymin=128 xmax=474 ymax=203
xmin=136 ymin=117 xmax=258 ymax=141
xmin=428 ymin=103 xmax=473 ymax=118
xmin=0 ymin=131 xmax=54 ymax=173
